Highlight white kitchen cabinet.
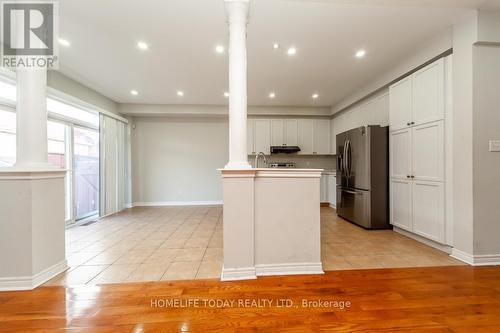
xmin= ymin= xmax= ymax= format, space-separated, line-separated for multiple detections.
xmin=247 ymin=119 xmax=255 ymax=155
xmin=390 ymin=179 xmax=413 ymax=232
xmin=254 ymin=119 xmax=271 ymax=155
xmin=298 ymin=119 xmax=314 ymax=155
xmin=412 ymin=180 xmax=444 ymax=243
xmin=412 ymin=58 xmax=444 ymax=126
xmin=327 ymin=174 xmax=337 ymax=208
xmin=313 ymin=119 xmax=331 ymax=155
xmin=284 ymin=119 xmax=298 ymax=146
xmin=271 ymin=119 xmax=284 ymax=146
xmin=330 ymin=119 xmax=336 ymax=155
xmin=412 ymin=121 xmax=444 ymax=182
xmin=390 ymin=127 xmax=412 ymax=180
xmin=389 ymin=76 xmax=412 ymax=131
xmin=320 ymin=175 xmax=328 ymax=203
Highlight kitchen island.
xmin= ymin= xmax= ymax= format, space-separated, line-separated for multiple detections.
xmin=220 ymin=168 xmax=324 ymax=281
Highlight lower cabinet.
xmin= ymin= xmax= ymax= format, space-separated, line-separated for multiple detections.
xmin=320 ymin=175 xmax=328 ymax=203
xmin=390 ymin=178 xmax=445 ymax=243
xmin=327 ymin=174 xmax=336 ymax=208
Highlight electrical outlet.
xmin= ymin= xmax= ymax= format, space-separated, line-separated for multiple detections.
xmin=489 ymin=140 xmax=500 ymax=152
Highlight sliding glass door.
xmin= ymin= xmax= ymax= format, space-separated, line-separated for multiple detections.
xmin=74 ymin=127 xmax=100 ymax=220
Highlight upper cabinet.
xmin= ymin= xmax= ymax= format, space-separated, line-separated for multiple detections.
xmin=254 ymin=119 xmax=271 ymax=155
xmin=284 ymin=119 xmax=298 ymax=146
xmin=389 ymin=77 xmax=412 ymax=131
xmin=389 ymin=58 xmax=445 ymax=131
xmin=412 ymin=59 xmax=445 ymax=125
xmin=313 ymin=119 xmax=331 ymax=155
xmin=298 ymin=119 xmax=314 ymax=155
xmin=270 ymin=119 xmax=299 ymax=146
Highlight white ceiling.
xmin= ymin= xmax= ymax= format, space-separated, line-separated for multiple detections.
xmin=57 ymin=0 xmax=492 ymax=107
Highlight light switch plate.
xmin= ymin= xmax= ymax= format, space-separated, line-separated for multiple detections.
xmin=489 ymin=140 xmax=500 ymax=152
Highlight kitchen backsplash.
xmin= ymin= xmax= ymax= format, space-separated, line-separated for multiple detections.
xmin=249 ymin=154 xmax=336 ymax=170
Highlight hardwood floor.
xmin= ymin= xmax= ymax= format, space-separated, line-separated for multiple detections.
xmin=2 ymin=266 xmax=500 ymax=332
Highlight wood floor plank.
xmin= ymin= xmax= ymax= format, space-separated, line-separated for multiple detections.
xmin=0 ymin=266 xmax=499 ymax=332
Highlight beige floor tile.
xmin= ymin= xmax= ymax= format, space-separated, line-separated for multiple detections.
xmin=175 ymin=248 xmax=206 ymax=262
xmin=160 ymin=238 xmax=188 ymax=249
xmin=343 ymin=255 xmax=385 ymax=269
xmin=196 ymin=261 xmax=222 ymax=279
xmin=162 ymin=261 xmax=201 ymax=280
xmin=89 ymin=264 xmax=138 ymax=284
xmin=44 ymin=265 xmax=109 ymax=286
xmin=203 ymin=248 xmax=223 ymax=262
xmin=84 ymin=251 xmax=123 ymax=265
xmin=66 ymin=252 xmax=100 ymax=267
xmin=125 ymin=263 xmax=170 ymax=282
xmin=183 ymin=237 xmax=210 ymax=248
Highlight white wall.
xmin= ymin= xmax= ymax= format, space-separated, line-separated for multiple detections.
xmin=332 ymin=28 xmax=452 ymax=114
xmin=472 ymin=27 xmax=500 ymax=255
xmin=332 ymin=91 xmax=389 ymax=139
xmin=119 ymin=104 xmax=331 ymax=117
xmin=131 ymin=116 xmax=229 ymax=204
xmin=47 ymin=71 xmax=119 ymax=115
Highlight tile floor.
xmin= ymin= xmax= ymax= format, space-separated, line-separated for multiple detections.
xmin=45 ymin=206 xmax=463 ymax=287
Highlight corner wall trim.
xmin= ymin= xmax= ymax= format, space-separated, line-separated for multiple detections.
xmin=221 ymin=266 xmax=257 ymax=281
xmin=0 ymin=259 xmax=68 ymax=291
xmin=451 ymin=249 xmax=500 ymax=266
xmin=393 ymin=226 xmax=452 ymax=254
xmin=133 ymin=201 xmax=223 ymax=207
xmin=255 ymin=263 xmax=324 ymax=277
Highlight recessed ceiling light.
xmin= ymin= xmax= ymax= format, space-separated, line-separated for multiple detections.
xmin=269 ymin=92 xmax=276 ymax=99
xmin=177 ymin=90 xmax=184 ymax=97
xmin=355 ymin=49 xmax=366 ymax=58
xmin=58 ymin=38 xmax=71 ymax=47
xmin=215 ymin=45 xmax=225 ymax=54
xmin=273 ymin=43 xmax=279 ymax=50
xmin=224 ymin=92 xmax=229 ymax=98
xmin=130 ymin=90 xmax=138 ymax=96
xmin=312 ymin=93 xmax=319 ymax=99
xmin=137 ymin=41 xmax=149 ymax=50
xmin=287 ymin=47 xmax=297 ymax=56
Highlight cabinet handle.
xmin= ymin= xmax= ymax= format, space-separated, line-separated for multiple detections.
xmin=406 ymin=175 xmax=411 ymax=178
xmin=411 ymin=121 xmax=415 ymax=125
xmin=407 ymin=122 xmax=411 ymax=126
xmin=411 ymin=175 xmax=415 ymax=178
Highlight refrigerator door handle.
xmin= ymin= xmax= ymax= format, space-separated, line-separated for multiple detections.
xmin=343 ymin=140 xmax=348 ymax=177
xmin=342 ymin=189 xmax=362 ymax=195
xmin=345 ymin=139 xmax=351 ymax=178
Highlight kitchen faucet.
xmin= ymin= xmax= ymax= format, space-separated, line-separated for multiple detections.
xmin=254 ymin=152 xmax=267 ymax=168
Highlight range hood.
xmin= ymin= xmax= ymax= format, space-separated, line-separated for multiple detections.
xmin=270 ymin=146 xmax=301 ymax=154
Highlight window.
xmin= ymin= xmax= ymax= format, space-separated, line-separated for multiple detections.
xmin=47 ymin=98 xmax=99 ymax=127
xmin=47 ymin=121 xmax=67 ymax=168
xmin=74 ymin=127 xmax=99 ymax=220
xmin=0 ymin=79 xmax=16 ymax=102
xmin=0 ymin=109 xmax=16 ymax=167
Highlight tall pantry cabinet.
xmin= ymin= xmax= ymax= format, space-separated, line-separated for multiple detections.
xmin=389 ymin=57 xmax=450 ymax=245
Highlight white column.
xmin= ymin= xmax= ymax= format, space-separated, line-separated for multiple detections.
xmin=224 ymin=0 xmax=251 ymax=169
xmin=14 ymin=67 xmax=50 ymax=169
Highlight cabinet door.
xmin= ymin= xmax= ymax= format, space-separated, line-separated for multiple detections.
xmin=330 ymin=119 xmax=336 ymax=155
xmin=412 ymin=121 xmax=444 ymax=182
xmin=298 ymin=119 xmax=314 ymax=154
xmin=328 ymin=175 xmax=337 ymax=208
xmin=412 ymin=58 xmax=444 ymax=126
xmin=390 ymin=179 xmax=413 ymax=231
xmin=254 ymin=119 xmax=271 ymax=155
xmin=313 ymin=119 xmax=331 ymax=155
xmin=284 ymin=119 xmax=298 ymax=146
xmin=271 ymin=119 xmax=285 ymax=146
xmin=390 ymin=128 xmax=412 ymax=180
xmin=247 ymin=119 xmax=255 ymax=155
xmin=413 ymin=180 xmax=445 ymax=243
xmin=389 ymin=76 xmax=412 ymax=131
xmin=320 ymin=175 xmax=328 ymax=203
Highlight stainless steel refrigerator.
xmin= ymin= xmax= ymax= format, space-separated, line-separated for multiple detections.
xmin=336 ymin=125 xmax=390 ymax=229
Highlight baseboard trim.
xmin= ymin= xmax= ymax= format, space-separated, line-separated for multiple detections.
xmin=329 ymin=203 xmax=336 ymax=209
xmin=451 ymin=249 xmax=500 ymax=266
xmin=393 ymin=227 xmax=452 ymax=254
xmin=220 ymin=266 xmax=257 ymax=281
xmin=255 ymin=262 xmax=324 ymax=277
xmin=133 ymin=201 xmax=223 ymax=207
xmin=0 ymin=259 xmax=68 ymax=291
